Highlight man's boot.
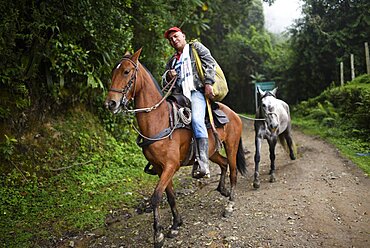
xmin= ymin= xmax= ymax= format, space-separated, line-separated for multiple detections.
xmin=192 ymin=138 xmax=210 ymax=179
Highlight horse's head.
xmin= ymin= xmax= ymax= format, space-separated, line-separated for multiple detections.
xmin=258 ymin=87 xmax=279 ymax=133
xmin=105 ymin=48 xmax=142 ymax=114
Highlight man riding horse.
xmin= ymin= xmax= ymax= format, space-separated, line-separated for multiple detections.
xmin=164 ymin=26 xmax=217 ymax=179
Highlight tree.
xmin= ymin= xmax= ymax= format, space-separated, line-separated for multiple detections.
xmin=283 ymin=0 xmax=370 ymax=103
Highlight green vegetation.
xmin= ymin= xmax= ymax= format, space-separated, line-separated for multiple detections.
xmin=293 ymin=75 xmax=370 ymax=175
xmin=0 ymin=107 xmax=157 ymax=247
xmin=282 ymin=0 xmax=370 ymax=104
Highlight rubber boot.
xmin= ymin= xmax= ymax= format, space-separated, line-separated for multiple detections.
xmin=192 ymin=138 xmax=210 ymax=179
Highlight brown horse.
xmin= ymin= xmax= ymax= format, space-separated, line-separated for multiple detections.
xmin=105 ymin=48 xmax=247 ymax=248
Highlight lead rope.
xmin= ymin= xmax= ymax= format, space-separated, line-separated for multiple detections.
xmin=238 ymin=114 xmax=265 ymax=121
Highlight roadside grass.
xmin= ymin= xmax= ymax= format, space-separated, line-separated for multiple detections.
xmin=0 ymin=107 xmax=158 ymax=247
xmin=292 ymin=117 xmax=370 ymax=176
xmin=292 ymin=75 xmax=370 ymax=176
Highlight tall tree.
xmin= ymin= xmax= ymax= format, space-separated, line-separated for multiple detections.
xmin=284 ymin=0 xmax=370 ymax=103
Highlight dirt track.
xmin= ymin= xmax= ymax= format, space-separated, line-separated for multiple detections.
xmin=57 ymin=119 xmax=370 ymax=248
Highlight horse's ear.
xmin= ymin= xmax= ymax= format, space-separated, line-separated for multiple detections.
xmin=124 ymin=51 xmax=131 ymax=56
xmin=271 ymin=87 xmax=278 ymax=96
xmin=257 ymin=86 xmax=265 ymax=97
xmin=131 ymin=48 xmax=143 ymax=64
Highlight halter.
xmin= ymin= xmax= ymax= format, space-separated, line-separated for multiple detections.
xmin=254 ymin=91 xmax=278 ymax=122
xmin=109 ymin=57 xmax=139 ymax=109
xmin=259 ymin=92 xmax=279 ymax=130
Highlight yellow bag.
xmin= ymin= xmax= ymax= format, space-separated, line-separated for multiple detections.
xmin=191 ymin=45 xmax=229 ymax=101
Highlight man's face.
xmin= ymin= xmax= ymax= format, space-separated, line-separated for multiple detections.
xmin=168 ymin=31 xmax=186 ymax=52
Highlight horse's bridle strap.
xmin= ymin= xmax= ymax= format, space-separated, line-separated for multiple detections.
xmin=109 ymin=58 xmax=138 ymax=95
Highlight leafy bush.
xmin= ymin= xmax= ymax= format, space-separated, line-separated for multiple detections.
xmin=0 ymin=107 xmax=156 ymax=247
xmin=294 ymin=74 xmax=370 ymax=140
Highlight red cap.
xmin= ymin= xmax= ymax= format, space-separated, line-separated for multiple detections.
xmin=164 ymin=27 xmax=182 ymax=39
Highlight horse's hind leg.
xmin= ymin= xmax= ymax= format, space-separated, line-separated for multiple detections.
xmin=210 ymin=152 xmax=229 ymax=197
xmin=285 ymin=132 xmax=296 ymax=160
xmin=165 ymin=180 xmax=183 ymax=238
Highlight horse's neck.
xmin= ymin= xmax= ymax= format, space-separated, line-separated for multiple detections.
xmin=269 ymin=97 xmax=290 ymax=133
xmin=134 ymin=66 xmax=169 ymax=136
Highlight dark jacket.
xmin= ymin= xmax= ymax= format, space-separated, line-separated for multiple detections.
xmin=165 ymin=41 xmax=217 ymax=91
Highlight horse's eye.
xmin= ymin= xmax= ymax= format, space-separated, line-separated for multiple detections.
xmin=262 ymin=103 xmax=266 ymax=108
xmin=123 ymin=69 xmax=130 ymax=75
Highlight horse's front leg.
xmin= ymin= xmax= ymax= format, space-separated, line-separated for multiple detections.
xmin=152 ymin=190 xmax=164 ymax=248
xmin=267 ymin=137 xmax=277 ymax=183
xmin=152 ymin=192 xmax=164 ymax=248
xmin=165 ymin=180 xmax=183 ymax=238
xmin=253 ymin=136 xmax=262 ymax=189
xmin=151 ymin=168 xmax=176 ymax=248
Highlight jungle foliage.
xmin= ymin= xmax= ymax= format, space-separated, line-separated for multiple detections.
xmin=281 ymin=0 xmax=370 ymax=104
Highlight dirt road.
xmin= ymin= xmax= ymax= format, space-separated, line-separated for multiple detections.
xmin=58 ymin=119 xmax=370 ymax=248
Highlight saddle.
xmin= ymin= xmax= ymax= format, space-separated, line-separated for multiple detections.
xmin=140 ymin=93 xmax=229 ymax=175
xmin=168 ymin=93 xmax=229 ymax=128
xmin=137 ymin=93 xmax=229 ymax=147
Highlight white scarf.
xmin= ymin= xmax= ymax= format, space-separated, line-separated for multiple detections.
xmin=179 ymin=44 xmax=195 ymax=101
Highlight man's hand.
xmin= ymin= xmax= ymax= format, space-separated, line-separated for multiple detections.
xmin=166 ymin=69 xmax=177 ymax=82
xmin=204 ymin=84 xmax=214 ymax=100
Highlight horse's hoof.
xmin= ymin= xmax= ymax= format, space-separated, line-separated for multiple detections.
xmin=269 ymin=176 xmax=276 ymax=183
xmin=253 ymin=181 xmax=260 ymax=189
xmin=217 ymin=187 xmax=230 ymax=197
xmin=192 ymin=170 xmax=209 ymax=179
xmin=166 ymin=229 xmax=179 ymax=238
xmin=223 ymin=201 xmax=235 ymax=218
xmin=154 ymin=232 xmax=165 ymax=248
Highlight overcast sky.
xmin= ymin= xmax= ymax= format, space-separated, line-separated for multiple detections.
xmin=263 ymin=0 xmax=303 ymax=33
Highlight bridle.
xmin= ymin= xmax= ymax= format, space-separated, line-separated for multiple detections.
xmin=109 ymin=57 xmax=139 ymax=109
xmin=108 ymin=57 xmax=177 ymax=115
xmin=260 ymin=93 xmax=279 ymax=130
xmin=108 ymin=57 xmax=179 ymax=143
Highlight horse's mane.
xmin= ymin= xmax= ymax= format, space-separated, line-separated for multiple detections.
xmin=141 ymin=64 xmax=163 ymax=97
xmin=112 ymin=55 xmax=163 ymax=97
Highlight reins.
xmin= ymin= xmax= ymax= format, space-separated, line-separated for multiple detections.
xmin=110 ymin=60 xmax=179 ymax=142
xmin=132 ymin=72 xmax=181 ymax=143
xmin=110 ymin=58 xmax=177 ymax=114
xmin=125 ymin=71 xmax=177 ymax=114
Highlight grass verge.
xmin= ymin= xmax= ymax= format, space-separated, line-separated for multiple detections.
xmin=0 ymin=107 xmax=158 ymax=247
xmin=292 ymin=117 xmax=370 ymax=176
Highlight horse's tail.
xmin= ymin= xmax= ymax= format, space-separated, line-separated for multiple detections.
xmin=278 ymin=135 xmax=288 ymax=152
xmin=237 ymin=138 xmax=247 ymax=176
